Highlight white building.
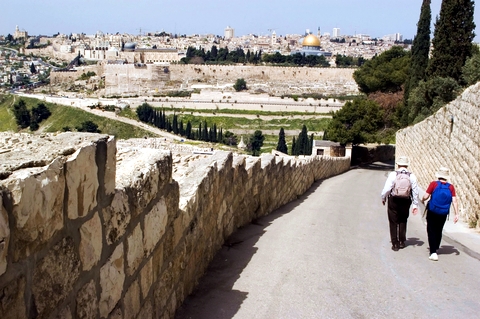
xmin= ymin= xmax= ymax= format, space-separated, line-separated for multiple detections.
xmin=333 ymin=28 xmax=341 ymax=38
xmin=224 ymin=26 xmax=234 ymax=39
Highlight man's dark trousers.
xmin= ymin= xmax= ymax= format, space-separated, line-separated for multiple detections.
xmin=387 ymin=196 xmax=412 ymax=245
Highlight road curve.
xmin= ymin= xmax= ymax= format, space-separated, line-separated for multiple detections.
xmin=175 ymin=162 xmax=480 ymax=319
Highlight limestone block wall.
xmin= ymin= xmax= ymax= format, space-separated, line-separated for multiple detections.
xmin=396 ymin=83 xmax=480 ymax=227
xmin=0 ymin=132 xmax=350 ymax=318
xmin=103 ymin=64 xmax=171 ymax=96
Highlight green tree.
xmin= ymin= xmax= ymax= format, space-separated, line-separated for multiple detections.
xmin=403 ymin=0 xmax=431 ymax=126
xmin=326 ymin=98 xmax=384 ymax=146
xmin=77 ymin=121 xmax=101 ymax=133
xmin=462 ymin=47 xmax=480 ymax=86
xmin=294 ymin=125 xmax=310 ymax=155
xmin=408 ymin=76 xmax=460 ymax=124
xmin=233 ymin=78 xmax=247 ymax=92
xmin=222 ymin=130 xmax=237 ymax=146
xmin=30 ymin=62 xmax=37 ymax=74
xmin=353 ymin=46 xmax=410 ymax=94
xmin=248 ymin=130 xmax=265 ymax=156
xmin=13 ymin=99 xmax=30 ymax=129
xmin=426 ymin=0 xmax=475 ymax=83
xmin=136 ymin=103 xmax=154 ymax=122
xmin=276 ymin=128 xmax=288 ymax=154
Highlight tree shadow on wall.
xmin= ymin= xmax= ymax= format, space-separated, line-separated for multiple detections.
xmin=173 ymin=180 xmax=324 ymax=319
xmin=357 ymin=160 xmax=395 ymax=171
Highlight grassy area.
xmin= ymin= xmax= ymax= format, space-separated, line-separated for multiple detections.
xmin=171 ymin=114 xmax=330 ymax=133
xmin=0 ymin=94 xmax=157 ymax=139
xmin=163 ymin=106 xmax=331 ymax=117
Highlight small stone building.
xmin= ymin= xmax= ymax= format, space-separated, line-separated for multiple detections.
xmin=312 ymin=140 xmax=346 ymax=157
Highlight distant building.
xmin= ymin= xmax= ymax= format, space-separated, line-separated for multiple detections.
xmin=332 ymin=28 xmax=341 ymax=38
xmin=224 ymin=26 xmax=234 ymax=39
xmin=382 ymin=33 xmax=403 ymax=42
xmin=14 ymin=25 xmax=28 ymax=40
xmin=290 ymin=33 xmax=332 ymax=57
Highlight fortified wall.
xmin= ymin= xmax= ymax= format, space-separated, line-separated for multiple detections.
xmin=0 ymin=132 xmax=350 ymax=318
xmin=169 ymin=65 xmax=358 ymax=96
xmin=396 ymin=83 xmax=480 ymax=227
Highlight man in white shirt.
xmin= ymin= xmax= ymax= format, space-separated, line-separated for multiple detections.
xmin=381 ymin=156 xmax=419 ymax=251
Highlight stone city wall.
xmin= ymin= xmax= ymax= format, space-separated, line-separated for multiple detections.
xmin=169 ymin=65 xmax=358 ymax=95
xmin=396 ymin=83 xmax=480 ymax=228
xmin=103 ymin=64 xmax=171 ymax=96
xmin=0 ymin=132 xmax=350 ymax=318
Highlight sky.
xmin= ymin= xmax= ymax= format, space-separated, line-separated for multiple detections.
xmin=1 ymin=0 xmax=480 ymax=41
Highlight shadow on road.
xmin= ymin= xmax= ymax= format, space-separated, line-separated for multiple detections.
xmin=405 ymin=237 xmax=425 ymax=248
xmin=437 ymin=244 xmax=460 ymax=256
xmin=174 ymin=180 xmax=324 ymax=319
xmin=357 ymin=160 xmax=395 ymax=171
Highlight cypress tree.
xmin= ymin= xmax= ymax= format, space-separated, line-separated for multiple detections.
xmin=186 ymin=121 xmax=192 ymax=139
xmin=403 ymin=0 xmax=431 ymax=125
xmin=172 ymin=114 xmax=178 ymax=134
xmin=202 ymin=120 xmax=208 ymax=141
xmin=291 ymin=137 xmax=297 ymax=156
xmin=276 ymin=128 xmax=288 ymax=154
xmin=296 ymin=125 xmax=309 ymax=155
xmin=426 ymin=0 xmax=475 ymax=83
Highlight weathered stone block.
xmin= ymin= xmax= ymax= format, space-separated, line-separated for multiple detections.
xmin=140 ymin=257 xmax=153 ymax=299
xmin=143 ymin=198 xmax=168 ymax=255
xmin=104 ymin=136 xmax=116 ymax=196
xmin=3 ymin=158 xmax=64 ymax=261
xmin=0 ymin=195 xmax=9 ymax=275
xmin=66 ymin=144 xmax=99 ymax=219
xmin=116 ymin=148 xmax=170 ymax=217
xmin=127 ymin=224 xmax=144 ymax=276
xmin=0 ymin=275 xmax=26 ymax=319
xmin=32 ymin=237 xmax=80 ymax=318
xmin=79 ymin=212 xmax=102 ymax=271
xmin=124 ymin=280 xmax=140 ymax=319
xmin=76 ymin=280 xmax=98 ymax=319
xmin=100 ymin=243 xmax=125 ymax=318
xmin=103 ymin=190 xmax=131 ymax=245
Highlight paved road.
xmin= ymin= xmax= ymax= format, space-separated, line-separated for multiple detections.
xmin=175 ymin=162 xmax=480 ymax=319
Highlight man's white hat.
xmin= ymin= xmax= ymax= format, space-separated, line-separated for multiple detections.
xmin=396 ymin=156 xmax=410 ymax=166
xmin=436 ymin=167 xmax=450 ymax=180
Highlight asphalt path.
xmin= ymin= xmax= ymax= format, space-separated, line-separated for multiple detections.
xmin=174 ymin=162 xmax=480 ymax=319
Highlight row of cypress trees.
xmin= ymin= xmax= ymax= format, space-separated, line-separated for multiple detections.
xmin=402 ymin=0 xmax=476 ymax=125
xmin=276 ymin=125 xmax=314 ymax=156
xmin=136 ymin=103 xmax=234 ymax=144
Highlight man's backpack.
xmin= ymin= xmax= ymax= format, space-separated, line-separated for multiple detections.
xmin=428 ymin=181 xmax=453 ymax=215
xmin=391 ymin=171 xmax=412 ymax=198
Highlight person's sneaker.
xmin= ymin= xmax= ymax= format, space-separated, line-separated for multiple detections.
xmin=399 ymin=242 xmax=406 ymax=249
xmin=429 ymin=253 xmax=438 ymax=261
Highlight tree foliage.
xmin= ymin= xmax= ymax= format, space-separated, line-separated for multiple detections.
xmin=136 ymin=103 xmax=154 ymax=122
xmin=403 ymin=0 xmax=431 ymax=126
xmin=407 ymin=76 xmax=460 ymax=124
xmin=426 ymin=0 xmax=475 ymax=84
xmin=276 ymin=128 xmax=288 ymax=154
xmin=248 ymin=130 xmax=265 ymax=156
xmin=76 ymin=120 xmax=101 ymax=133
xmin=233 ymin=78 xmax=247 ymax=92
xmin=353 ymin=46 xmax=410 ymax=94
xmin=462 ymin=47 xmax=480 ymax=86
xmin=13 ymin=99 xmax=31 ymax=129
xmin=326 ymin=98 xmax=384 ymax=146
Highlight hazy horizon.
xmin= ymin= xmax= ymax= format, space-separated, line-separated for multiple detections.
xmin=2 ymin=0 xmax=479 ymax=41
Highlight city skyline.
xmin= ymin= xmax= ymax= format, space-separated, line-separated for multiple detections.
xmin=1 ymin=0 xmax=480 ymax=41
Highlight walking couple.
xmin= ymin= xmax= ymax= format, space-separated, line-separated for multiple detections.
xmin=381 ymin=156 xmax=459 ymax=261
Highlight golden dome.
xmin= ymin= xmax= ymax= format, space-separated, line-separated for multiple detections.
xmin=302 ymin=34 xmax=321 ymax=47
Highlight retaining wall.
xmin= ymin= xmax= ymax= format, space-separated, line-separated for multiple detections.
xmin=0 ymin=132 xmax=350 ymax=318
xmin=396 ymin=83 xmax=480 ymax=227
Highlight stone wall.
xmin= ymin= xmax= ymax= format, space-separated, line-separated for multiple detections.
xmin=169 ymin=65 xmax=358 ymax=96
xmin=0 ymin=132 xmax=350 ymax=318
xmin=396 ymin=83 xmax=480 ymax=227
